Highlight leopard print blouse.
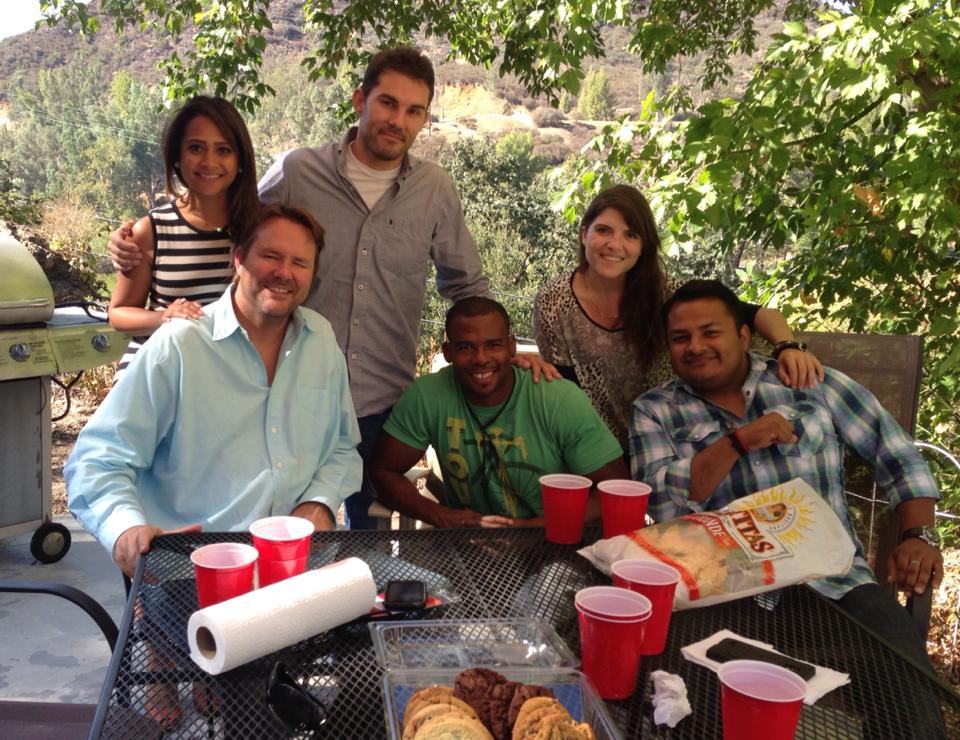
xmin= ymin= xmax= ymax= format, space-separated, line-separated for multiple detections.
xmin=532 ymin=271 xmax=677 ymax=449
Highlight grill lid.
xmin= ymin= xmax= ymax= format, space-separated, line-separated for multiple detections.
xmin=0 ymin=231 xmax=55 ymax=325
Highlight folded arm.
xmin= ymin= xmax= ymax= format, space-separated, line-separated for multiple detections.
xmin=370 ymin=432 xmax=485 ymax=528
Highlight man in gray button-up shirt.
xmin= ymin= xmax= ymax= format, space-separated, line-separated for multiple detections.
xmin=107 ymin=48 xmax=491 ymax=529
xmin=258 ymin=47 xmax=490 ymax=527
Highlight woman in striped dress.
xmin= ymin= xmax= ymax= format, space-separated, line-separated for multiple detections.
xmin=109 ymin=96 xmax=259 ymax=378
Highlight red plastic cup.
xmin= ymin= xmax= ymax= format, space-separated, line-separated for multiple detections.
xmin=611 ymin=559 xmax=680 ymax=655
xmin=718 ymin=659 xmax=807 ymax=740
xmin=190 ymin=543 xmax=258 ymax=608
xmin=575 ymin=586 xmax=652 ymax=700
xmin=250 ymin=516 xmax=314 ymax=586
xmin=598 ymin=480 xmax=651 ymax=538
xmin=540 ymin=474 xmax=592 ymax=544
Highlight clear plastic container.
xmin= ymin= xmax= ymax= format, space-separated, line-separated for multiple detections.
xmin=382 ymin=666 xmax=623 ymax=740
xmin=370 ymin=617 xmax=578 ymax=669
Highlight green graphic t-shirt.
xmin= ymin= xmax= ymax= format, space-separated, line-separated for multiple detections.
xmin=383 ymin=366 xmax=623 ymax=518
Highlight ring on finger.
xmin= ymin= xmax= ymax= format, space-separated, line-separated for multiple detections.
xmin=908 ymin=559 xmax=922 ymax=566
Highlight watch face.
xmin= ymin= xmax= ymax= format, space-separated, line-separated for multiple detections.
xmin=923 ymin=527 xmax=942 ymax=547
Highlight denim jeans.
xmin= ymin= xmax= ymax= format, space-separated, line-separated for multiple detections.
xmin=343 ymin=408 xmax=392 ymax=529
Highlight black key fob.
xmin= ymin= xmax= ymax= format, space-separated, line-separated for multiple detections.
xmin=383 ymin=579 xmax=427 ymax=611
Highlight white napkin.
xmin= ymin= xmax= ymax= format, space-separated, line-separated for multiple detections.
xmin=650 ymin=670 xmax=692 ymax=727
xmin=681 ymin=629 xmax=849 ymax=704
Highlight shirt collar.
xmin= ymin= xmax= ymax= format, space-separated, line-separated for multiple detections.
xmin=669 ymin=351 xmax=775 ymax=404
xmin=336 ymin=126 xmax=417 ymax=180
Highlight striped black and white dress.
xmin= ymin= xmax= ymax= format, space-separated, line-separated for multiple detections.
xmin=114 ymin=202 xmax=234 ymax=379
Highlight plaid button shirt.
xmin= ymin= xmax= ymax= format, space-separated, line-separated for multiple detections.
xmin=630 ymin=353 xmax=939 ymax=599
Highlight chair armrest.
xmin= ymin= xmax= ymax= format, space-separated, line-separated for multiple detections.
xmin=0 ymin=579 xmax=118 ymax=652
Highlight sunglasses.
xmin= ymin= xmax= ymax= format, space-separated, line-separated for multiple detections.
xmin=266 ymin=662 xmax=328 ymax=735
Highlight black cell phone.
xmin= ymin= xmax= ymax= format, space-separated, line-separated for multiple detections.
xmin=383 ymin=579 xmax=427 ymax=611
xmin=706 ymin=637 xmax=816 ymax=681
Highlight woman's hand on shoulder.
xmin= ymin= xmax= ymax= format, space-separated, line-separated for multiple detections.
xmin=776 ymin=348 xmax=825 ymax=389
xmin=512 ymin=352 xmax=562 ymax=382
xmin=160 ymin=298 xmax=204 ymax=323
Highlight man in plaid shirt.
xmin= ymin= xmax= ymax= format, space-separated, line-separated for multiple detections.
xmin=631 ymin=279 xmax=942 ymax=670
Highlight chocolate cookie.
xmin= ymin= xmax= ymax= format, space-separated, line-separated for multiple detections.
xmin=507 ymin=684 xmax=555 ymax=729
xmin=453 ymin=668 xmax=511 ymax=730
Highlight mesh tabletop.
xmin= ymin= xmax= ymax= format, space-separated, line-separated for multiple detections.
xmin=91 ymin=527 xmax=960 ymax=738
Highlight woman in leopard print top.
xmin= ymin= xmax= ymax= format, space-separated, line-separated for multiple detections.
xmin=533 ymin=185 xmax=822 ymax=450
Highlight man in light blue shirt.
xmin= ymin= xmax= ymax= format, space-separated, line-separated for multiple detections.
xmin=66 ymin=204 xmax=362 ymax=577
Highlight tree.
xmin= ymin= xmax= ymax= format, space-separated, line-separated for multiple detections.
xmin=39 ymin=0 xmax=815 ymax=112
xmin=561 ymin=0 xmax=960 ymax=503
xmin=577 ymin=68 xmax=614 ymax=120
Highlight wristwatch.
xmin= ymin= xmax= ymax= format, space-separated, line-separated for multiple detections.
xmin=772 ymin=340 xmax=808 ymax=359
xmin=900 ymin=526 xmax=941 ymax=548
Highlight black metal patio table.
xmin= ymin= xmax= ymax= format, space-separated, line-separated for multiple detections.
xmin=90 ymin=526 xmax=960 ymax=738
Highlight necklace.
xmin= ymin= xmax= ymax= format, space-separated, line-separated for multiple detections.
xmin=576 ymin=273 xmax=622 ymax=325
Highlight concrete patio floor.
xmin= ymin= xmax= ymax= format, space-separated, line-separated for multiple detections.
xmin=0 ymin=514 xmax=126 ymax=705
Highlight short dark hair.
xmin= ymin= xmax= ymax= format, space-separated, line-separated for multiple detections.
xmin=235 ymin=204 xmax=325 ymax=275
xmin=361 ymin=47 xmax=435 ymax=103
xmin=662 ymin=279 xmax=746 ymax=328
xmin=445 ymin=297 xmax=512 ymax=339
xmin=162 ymin=96 xmax=259 ymax=243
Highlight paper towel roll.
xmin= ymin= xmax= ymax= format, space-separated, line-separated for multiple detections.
xmin=188 ymin=556 xmax=376 ymax=675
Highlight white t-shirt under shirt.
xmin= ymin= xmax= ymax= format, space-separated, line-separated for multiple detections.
xmin=345 ymin=142 xmax=400 ymax=209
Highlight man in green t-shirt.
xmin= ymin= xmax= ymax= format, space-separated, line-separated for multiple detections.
xmin=370 ymin=297 xmax=627 ymax=528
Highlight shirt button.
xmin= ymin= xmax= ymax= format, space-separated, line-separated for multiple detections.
xmin=353 ymin=319 xmax=359 ymax=326
xmin=351 ymin=353 xmax=358 ymax=360
xmin=271 ymin=426 xmax=278 ymax=434
xmin=276 ymin=462 xmax=284 ymax=470
xmin=358 ymin=283 xmax=364 ymax=291
xmin=362 ymin=249 xmax=368 ymax=256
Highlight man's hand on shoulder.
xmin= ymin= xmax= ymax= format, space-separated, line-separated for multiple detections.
xmin=113 ymin=523 xmax=202 ymax=578
xmin=512 ymin=352 xmax=561 ymax=383
xmin=887 ymin=538 xmax=943 ymax=595
xmin=292 ymin=501 xmax=336 ymax=531
xmin=737 ymin=412 xmax=799 ymax=451
xmin=776 ymin=348 xmax=825 ymax=389
xmin=109 ymin=220 xmax=142 ymax=273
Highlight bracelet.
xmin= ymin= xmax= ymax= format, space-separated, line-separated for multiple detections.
xmin=727 ymin=429 xmax=749 ymax=457
xmin=772 ymin=340 xmax=808 ymax=359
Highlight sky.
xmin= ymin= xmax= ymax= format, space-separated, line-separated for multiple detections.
xmin=3 ymin=1 xmax=45 ymax=42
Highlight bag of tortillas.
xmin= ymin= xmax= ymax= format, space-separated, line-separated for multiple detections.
xmin=579 ymin=478 xmax=855 ymax=609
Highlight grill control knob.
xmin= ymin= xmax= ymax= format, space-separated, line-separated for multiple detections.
xmin=10 ymin=343 xmax=31 ymax=362
xmin=91 ymin=334 xmax=111 ymax=352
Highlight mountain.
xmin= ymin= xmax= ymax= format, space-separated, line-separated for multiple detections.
xmin=0 ymin=1 xmax=795 ymax=110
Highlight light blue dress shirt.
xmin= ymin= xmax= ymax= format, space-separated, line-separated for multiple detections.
xmin=65 ymin=287 xmax=362 ymax=556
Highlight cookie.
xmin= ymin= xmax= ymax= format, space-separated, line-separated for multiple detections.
xmin=403 ymin=697 xmax=476 ymax=740
xmin=413 ymin=713 xmax=495 ymax=739
xmin=530 ymin=713 xmax=596 ymax=740
xmin=405 ymin=686 xmax=475 ymax=729
xmin=507 ymin=684 xmax=555 ymax=728
xmin=453 ymin=668 xmax=511 ymax=730
xmin=511 ymin=698 xmax=569 ymax=739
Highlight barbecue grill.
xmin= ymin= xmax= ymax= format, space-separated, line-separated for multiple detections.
xmin=0 ymin=230 xmax=129 ymax=563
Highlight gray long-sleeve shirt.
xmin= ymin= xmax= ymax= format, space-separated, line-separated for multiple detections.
xmin=259 ymin=128 xmax=490 ymax=417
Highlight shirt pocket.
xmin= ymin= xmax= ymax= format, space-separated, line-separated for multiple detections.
xmin=372 ymin=216 xmax=433 ymax=279
xmin=669 ymin=420 xmax=725 ymax=455
xmin=769 ymin=403 xmax=826 ymax=457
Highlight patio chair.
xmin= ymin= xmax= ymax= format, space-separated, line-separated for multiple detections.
xmin=0 ymin=580 xmax=118 ymax=739
xmin=794 ymin=331 xmax=934 ymax=638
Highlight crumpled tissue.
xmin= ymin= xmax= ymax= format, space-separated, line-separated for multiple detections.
xmin=650 ymin=670 xmax=692 ymax=727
